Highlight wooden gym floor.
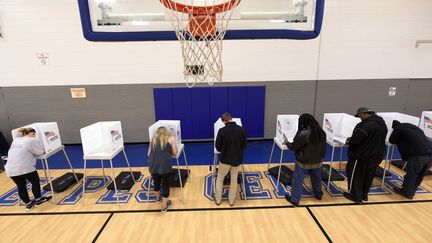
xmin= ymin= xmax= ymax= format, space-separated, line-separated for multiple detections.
xmin=0 ymin=162 xmax=431 ymax=242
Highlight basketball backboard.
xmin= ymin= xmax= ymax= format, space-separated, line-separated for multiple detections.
xmin=78 ymin=0 xmax=324 ymax=41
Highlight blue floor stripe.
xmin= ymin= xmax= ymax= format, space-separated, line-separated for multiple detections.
xmin=35 ymin=141 xmax=401 ymax=170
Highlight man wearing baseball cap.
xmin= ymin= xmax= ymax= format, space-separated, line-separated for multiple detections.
xmin=344 ymin=107 xmax=388 ymax=204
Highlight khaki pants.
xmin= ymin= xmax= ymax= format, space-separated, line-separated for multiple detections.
xmin=215 ymin=163 xmax=240 ymax=204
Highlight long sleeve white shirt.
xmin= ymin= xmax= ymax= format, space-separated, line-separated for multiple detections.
xmin=4 ymin=137 xmax=45 ymax=177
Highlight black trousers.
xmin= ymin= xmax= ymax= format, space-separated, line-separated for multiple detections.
xmin=152 ymin=173 xmax=171 ymax=198
xmin=10 ymin=171 xmax=41 ymax=204
xmin=402 ymin=154 xmax=432 ymax=197
xmin=346 ymin=154 xmax=383 ymax=201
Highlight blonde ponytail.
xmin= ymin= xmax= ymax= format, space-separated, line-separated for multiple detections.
xmin=151 ymin=126 xmax=170 ymax=149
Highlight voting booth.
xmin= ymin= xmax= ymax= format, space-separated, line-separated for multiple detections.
xmin=323 ymin=113 xmax=360 ymax=145
xmin=378 ymin=112 xmax=420 ymax=144
xmin=12 ymin=122 xmax=62 ymax=154
xmin=377 ymin=112 xmax=420 ymax=187
xmin=212 ymin=118 xmax=247 ymax=200
xmin=147 ymin=120 xmax=190 ymax=202
xmin=11 ymin=122 xmax=79 ymax=203
xmin=419 ymin=111 xmax=432 ymax=140
xmin=267 ymin=115 xmax=299 ymax=192
xmin=148 ymin=120 xmax=182 ymax=150
xmin=323 ymin=113 xmax=361 ymax=189
xmin=420 ymin=111 xmax=432 ymax=173
xmin=80 ymin=121 xmax=137 ymax=205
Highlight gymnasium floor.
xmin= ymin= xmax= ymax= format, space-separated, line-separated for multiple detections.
xmin=1 ymin=142 xmax=432 ymax=242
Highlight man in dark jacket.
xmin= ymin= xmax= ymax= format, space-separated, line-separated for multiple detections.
xmin=344 ymin=107 xmax=388 ymax=204
xmin=284 ymin=114 xmax=327 ymax=206
xmin=215 ymin=113 xmax=247 ymax=206
xmin=389 ymin=120 xmax=432 ymax=199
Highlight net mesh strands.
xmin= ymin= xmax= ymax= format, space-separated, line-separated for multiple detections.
xmin=160 ymin=0 xmax=241 ymax=87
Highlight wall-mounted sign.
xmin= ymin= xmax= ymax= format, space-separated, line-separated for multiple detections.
xmin=36 ymin=53 xmax=49 ymax=65
xmin=70 ymin=88 xmax=87 ymax=99
xmin=388 ymin=87 xmax=397 ymax=96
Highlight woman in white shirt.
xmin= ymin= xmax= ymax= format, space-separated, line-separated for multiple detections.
xmin=5 ymin=128 xmax=51 ymax=211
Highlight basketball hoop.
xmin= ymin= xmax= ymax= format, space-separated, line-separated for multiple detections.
xmin=160 ymin=0 xmax=241 ymax=87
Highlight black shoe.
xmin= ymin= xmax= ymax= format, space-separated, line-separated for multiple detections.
xmin=35 ymin=196 xmax=52 ymax=206
xmin=393 ymin=187 xmax=414 ymax=199
xmin=284 ymin=195 xmax=299 ymax=207
xmin=362 ymin=195 xmax=368 ymax=202
xmin=25 ymin=200 xmax=37 ymax=211
xmin=343 ymin=192 xmax=363 ymax=204
xmin=315 ymin=195 xmax=322 ymax=200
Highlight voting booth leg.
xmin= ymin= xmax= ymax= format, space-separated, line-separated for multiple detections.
xmin=241 ymin=164 xmax=247 ymax=200
xmin=402 ymin=161 xmax=408 ymax=171
xmin=176 ymin=158 xmax=185 ymax=202
xmin=62 ymin=149 xmax=79 ymax=183
xmin=100 ymin=160 xmax=106 ymax=184
xmin=326 ymin=147 xmax=336 ymax=190
xmin=338 ymin=148 xmax=343 ymax=171
xmin=147 ymin=176 xmax=152 ymax=203
xmin=43 ymin=159 xmax=56 ymax=203
xmin=381 ymin=147 xmax=391 ymax=189
xmin=182 ymin=150 xmax=191 ymax=182
xmin=267 ymin=141 xmax=276 ymax=169
xmin=211 ymin=153 xmax=218 ymax=200
xmin=109 ymin=159 xmax=120 ymax=205
xmin=122 ymin=150 xmax=136 ymax=183
xmin=388 ymin=146 xmax=395 ymax=172
xmin=275 ymin=150 xmax=284 ymax=193
xmin=82 ymin=160 xmax=87 ymax=205
xmin=40 ymin=159 xmax=49 ymax=185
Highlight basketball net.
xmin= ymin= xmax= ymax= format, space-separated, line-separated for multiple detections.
xmin=160 ymin=0 xmax=241 ymax=87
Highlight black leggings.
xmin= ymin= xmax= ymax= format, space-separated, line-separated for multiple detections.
xmin=152 ymin=173 xmax=171 ymax=198
xmin=10 ymin=171 xmax=41 ymax=204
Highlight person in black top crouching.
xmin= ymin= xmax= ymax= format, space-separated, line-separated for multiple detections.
xmin=390 ymin=120 xmax=432 ymax=199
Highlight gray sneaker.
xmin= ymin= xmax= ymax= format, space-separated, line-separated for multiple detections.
xmin=161 ymin=200 xmax=172 ymax=212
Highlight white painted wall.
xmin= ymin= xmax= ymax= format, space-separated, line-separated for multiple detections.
xmin=318 ymin=0 xmax=432 ymax=80
xmin=0 ymin=0 xmax=431 ymax=87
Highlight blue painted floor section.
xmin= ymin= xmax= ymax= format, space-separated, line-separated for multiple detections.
xmin=36 ymin=141 xmax=402 ymax=170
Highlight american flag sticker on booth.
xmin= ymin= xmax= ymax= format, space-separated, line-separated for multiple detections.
xmin=111 ymin=130 xmax=122 ymax=142
xmin=44 ymin=131 xmax=57 ymax=143
xmin=325 ymin=118 xmax=333 ymax=133
xmin=424 ymin=116 xmax=432 ymax=129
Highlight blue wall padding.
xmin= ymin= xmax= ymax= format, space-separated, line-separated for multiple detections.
xmin=172 ymin=88 xmax=193 ymax=138
xmin=210 ymin=87 xmax=229 ymax=124
xmin=153 ymin=88 xmax=173 ymax=119
xmin=191 ymin=88 xmax=211 ymax=139
xmin=228 ymin=86 xmax=248 ymax=129
xmin=246 ymin=86 xmax=266 ymax=137
xmin=154 ymin=86 xmax=265 ymax=139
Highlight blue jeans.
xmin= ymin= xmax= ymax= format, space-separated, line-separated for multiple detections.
xmin=290 ymin=163 xmax=323 ymax=204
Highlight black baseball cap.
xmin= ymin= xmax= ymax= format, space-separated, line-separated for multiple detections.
xmin=355 ymin=107 xmax=375 ymax=117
